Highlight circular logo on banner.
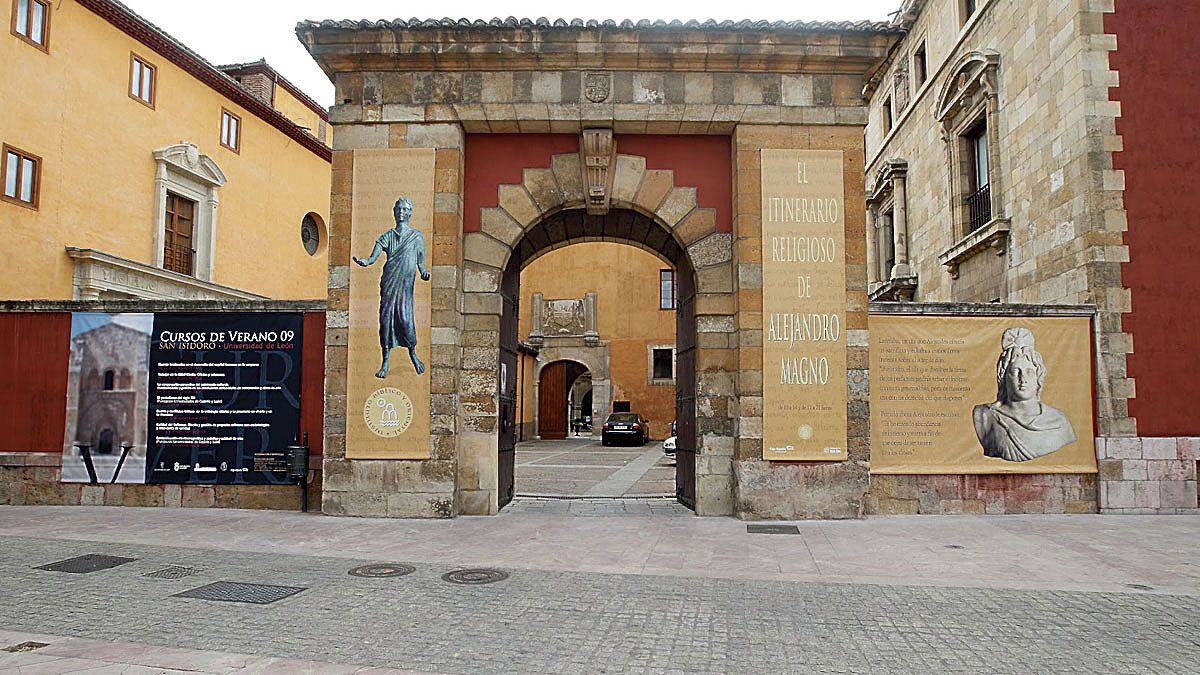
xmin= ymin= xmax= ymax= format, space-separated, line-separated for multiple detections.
xmin=797 ymin=424 xmax=814 ymax=441
xmin=364 ymin=387 xmax=414 ymax=437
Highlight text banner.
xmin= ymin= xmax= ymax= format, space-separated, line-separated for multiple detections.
xmin=870 ymin=314 xmax=1096 ymax=474
xmin=760 ymin=149 xmax=847 ymax=461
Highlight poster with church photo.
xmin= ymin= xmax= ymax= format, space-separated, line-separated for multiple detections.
xmin=61 ymin=312 xmax=152 ymax=484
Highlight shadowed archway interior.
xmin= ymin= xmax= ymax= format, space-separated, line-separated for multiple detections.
xmin=497 ymin=207 xmax=698 ymax=510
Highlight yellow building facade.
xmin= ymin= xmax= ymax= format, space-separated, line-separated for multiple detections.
xmin=516 ymin=243 xmax=677 ymax=441
xmin=1 ymin=0 xmax=331 ymax=300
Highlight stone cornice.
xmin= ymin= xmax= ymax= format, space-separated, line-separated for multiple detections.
xmin=66 ymin=247 xmax=269 ymax=301
xmin=298 ymin=23 xmax=898 ymax=77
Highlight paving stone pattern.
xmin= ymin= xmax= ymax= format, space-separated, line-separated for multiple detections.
xmin=2 ymin=535 xmax=1198 ymax=674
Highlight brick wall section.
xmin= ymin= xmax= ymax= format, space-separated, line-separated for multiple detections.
xmin=731 ymin=124 xmax=871 ymax=520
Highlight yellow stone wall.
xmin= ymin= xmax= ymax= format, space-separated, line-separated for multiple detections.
xmin=273 ymin=86 xmax=328 ymax=146
xmin=0 ymin=0 xmax=330 ymax=299
xmin=518 ymin=242 xmax=678 ymax=438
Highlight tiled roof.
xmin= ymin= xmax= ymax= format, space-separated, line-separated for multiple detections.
xmin=297 ymin=17 xmax=901 ymax=34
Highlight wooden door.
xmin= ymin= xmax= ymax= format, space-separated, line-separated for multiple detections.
xmin=674 ymin=263 xmax=697 ymax=510
xmin=538 ymin=361 xmax=569 ymax=440
xmin=164 ymin=192 xmax=196 ymax=275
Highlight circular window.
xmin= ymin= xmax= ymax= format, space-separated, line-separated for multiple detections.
xmin=301 ymin=214 xmax=320 ymax=256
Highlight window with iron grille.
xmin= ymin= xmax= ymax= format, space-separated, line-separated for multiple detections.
xmin=965 ymin=122 xmax=992 ymax=232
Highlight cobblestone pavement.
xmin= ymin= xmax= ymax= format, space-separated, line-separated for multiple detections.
xmin=515 ymin=438 xmax=674 ymax=497
xmin=1 ymin=534 xmax=1198 ymax=674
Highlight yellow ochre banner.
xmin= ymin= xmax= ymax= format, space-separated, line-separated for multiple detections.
xmin=870 ymin=314 xmax=1097 ymax=474
xmin=347 ymin=149 xmax=435 ymax=459
xmin=760 ymin=149 xmax=847 ymax=461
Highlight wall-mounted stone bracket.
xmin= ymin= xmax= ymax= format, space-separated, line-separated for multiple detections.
xmin=580 ymin=129 xmax=616 ymax=215
xmin=937 ymin=218 xmax=1011 ymax=279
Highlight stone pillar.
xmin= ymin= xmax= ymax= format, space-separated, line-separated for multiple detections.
xmin=878 ymin=212 xmax=894 ymax=282
xmin=865 ymin=207 xmax=878 ymax=288
xmin=584 ymin=291 xmax=599 ymax=345
xmin=890 ymin=174 xmax=911 ymax=278
xmin=591 ymin=377 xmax=611 ymax=437
xmin=529 ymin=292 xmax=545 ymax=345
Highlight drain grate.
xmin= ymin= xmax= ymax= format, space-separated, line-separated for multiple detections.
xmin=442 ymin=568 xmax=509 ymax=585
xmin=1126 ymin=583 xmax=1155 ymax=591
xmin=143 ymin=565 xmax=201 ymax=580
xmin=746 ymin=524 xmax=800 ymax=535
xmin=3 ymin=642 xmax=49 ymax=653
xmin=945 ymin=544 xmax=965 ymax=549
xmin=173 ymin=581 xmax=306 ymax=605
xmin=348 ymin=564 xmax=415 ymax=578
xmin=37 ymin=554 xmax=136 ymax=574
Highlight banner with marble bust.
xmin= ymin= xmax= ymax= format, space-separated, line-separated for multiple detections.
xmin=869 ymin=314 xmax=1097 ymax=474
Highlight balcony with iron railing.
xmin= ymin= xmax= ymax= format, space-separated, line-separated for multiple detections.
xmin=163 ymin=242 xmax=195 ymax=276
xmin=966 ymin=184 xmax=992 ymax=233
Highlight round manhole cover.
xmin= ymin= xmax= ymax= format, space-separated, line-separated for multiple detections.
xmin=348 ymin=564 xmax=416 ymax=578
xmin=441 ymin=568 xmax=509 ymax=585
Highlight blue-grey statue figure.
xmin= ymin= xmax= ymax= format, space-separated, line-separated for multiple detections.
xmin=353 ymin=196 xmax=430 ymax=378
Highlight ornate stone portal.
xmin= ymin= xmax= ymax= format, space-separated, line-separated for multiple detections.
xmin=299 ymin=18 xmax=896 ymax=519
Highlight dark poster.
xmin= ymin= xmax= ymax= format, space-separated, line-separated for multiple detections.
xmin=146 ymin=313 xmax=303 ymax=484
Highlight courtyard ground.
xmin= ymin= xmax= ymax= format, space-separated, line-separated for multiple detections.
xmin=515 ymin=437 xmax=675 ymax=497
xmin=0 ymin=505 xmax=1197 ymax=674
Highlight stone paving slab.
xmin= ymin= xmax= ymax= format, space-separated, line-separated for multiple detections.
xmin=2 ymin=535 xmax=1198 ymax=674
xmin=516 ymin=438 xmax=673 ymax=497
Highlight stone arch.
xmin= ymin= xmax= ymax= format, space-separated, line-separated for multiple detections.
xmin=456 ymin=149 xmax=737 ymax=517
xmin=462 ymin=151 xmax=732 ymax=296
xmin=532 ymin=351 xmax=609 ymax=439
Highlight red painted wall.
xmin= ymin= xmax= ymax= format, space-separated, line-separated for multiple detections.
xmin=1107 ymin=2 xmax=1200 ymax=436
xmin=0 ymin=312 xmax=326 ymax=456
xmin=0 ymin=313 xmax=71 ymax=452
xmin=464 ymin=134 xmax=732 ymax=234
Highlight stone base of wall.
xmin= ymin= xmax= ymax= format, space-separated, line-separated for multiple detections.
xmin=0 ymin=453 xmax=322 ymax=511
xmin=734 ymin=461 xmax=869 ymax=520
xmin=319 ymin=457 xmax=454 ymax=518
xmin=1097 ymin=437 xmax=1200 ymax=514
xmin=866 ymin=474 xmax=1098 ymax=514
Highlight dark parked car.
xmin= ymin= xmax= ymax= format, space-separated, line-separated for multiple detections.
xmin=601 ymin=412 xmax=649 ymax=446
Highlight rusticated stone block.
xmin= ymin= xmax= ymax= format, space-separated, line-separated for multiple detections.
xmin=735 ymin=460 xmax=868 ymax=519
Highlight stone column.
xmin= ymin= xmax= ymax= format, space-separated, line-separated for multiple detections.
xmin=890 ymin=174 xmax=911 ymax=278
xmin=865 ymin=207 xmax=878 ymax=288
xmin=529 ymin=292 xmax=545 ymax=345
xmin=878 ymin=212 xmax=894 ymax=282
xmin=584 ymin=291 xmax=599 ymax=345
xmin=591 ymin=378 xmax=611 ymax=437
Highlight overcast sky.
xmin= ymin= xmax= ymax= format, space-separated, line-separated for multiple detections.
xmin=118 ymin=1 xmax=900 ymax=107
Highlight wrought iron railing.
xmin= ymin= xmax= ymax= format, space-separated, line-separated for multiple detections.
xmin=966 ymin=184 xmax=992 ymax=233
xmin=163 ymin=243 xmax=195 ymax=276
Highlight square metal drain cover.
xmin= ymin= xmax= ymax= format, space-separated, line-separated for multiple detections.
xmin=143 ymin=565 xmax=201 ymax=580
xmin=173 ymin=581 xmax=306 ymax=605
xmin=37 ymin=554 xmax=137 ymax=574
xmin=746 ymin=524 xmax=800 ymax=535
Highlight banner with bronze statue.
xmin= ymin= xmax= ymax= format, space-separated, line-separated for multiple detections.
xmin=869 ymin=314 xmax=1097 ymax=474
xmin=346 ymin=149 xmax=435 ymax=459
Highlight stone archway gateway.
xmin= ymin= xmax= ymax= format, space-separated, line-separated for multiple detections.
xmin=301 ymin=18 xmax=896 ymax=518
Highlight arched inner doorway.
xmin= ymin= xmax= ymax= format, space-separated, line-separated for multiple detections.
xmin=537 ymin=360 xmax=588 ymax=440
xmin=496 ymin=208 xmax=698 ymax=510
